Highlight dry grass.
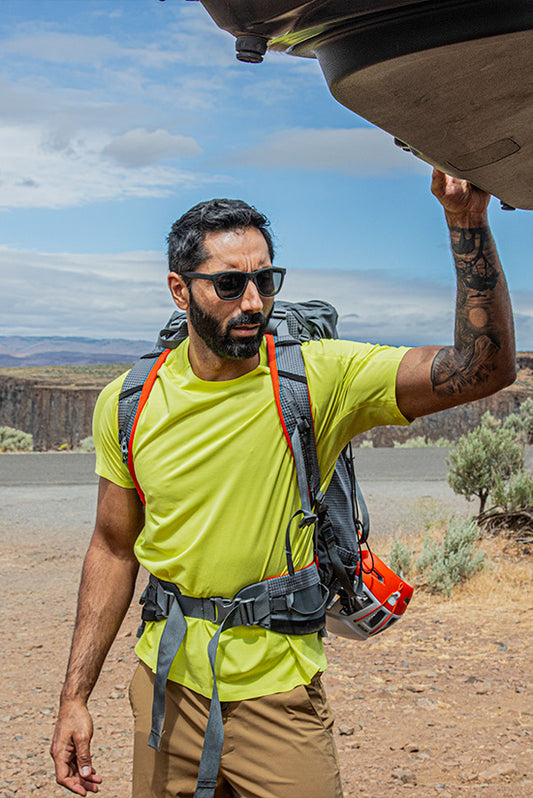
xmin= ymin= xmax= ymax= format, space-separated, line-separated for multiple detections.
xmin=452 ymin=537 xmax=532 ymax=602
xmin=0 ymin=363 xmax=131 ymax=388
xmin=384 ymin=521 xmax=532 ymax=607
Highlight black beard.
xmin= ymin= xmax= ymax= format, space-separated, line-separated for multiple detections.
xmin=188 ymin=290 xmax=270 ymax=360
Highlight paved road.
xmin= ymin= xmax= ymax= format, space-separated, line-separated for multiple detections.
xmin=0 ymin=452 xmax=98 ymax=485
xmin=0 ymin=448 xmax=458 ymax=486
xmin=0 ymin=449 xmax=475 ymax=542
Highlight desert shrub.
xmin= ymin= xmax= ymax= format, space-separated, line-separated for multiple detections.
xmin=357 ymin=439 xmax=374 ymax=448
xmin=520 ymin=399 xmax=533 ymax=443
xmin=393 ymin=436 xmax=451 ymax=448
xmin=388 ymin=538 xmax=414 ymax=578
xmin=503 ymin=398 xmax=533 ymax=444
xmin=0 ymin=426 xmax=33 ymax=452
xmin=416 ymin=517 xmax=486 ymax=596
xmin=447 ymin=412 xmax=524 ymax=514
xmin=393 ymin=436 xmax=429 ymax=448
xmin=502 ymin=412 xmax=524 ymax=439
xmin=492 ymin=469 xmax=533 ymax=511
xmin=78 ymin=436 xmax=95 ymax=452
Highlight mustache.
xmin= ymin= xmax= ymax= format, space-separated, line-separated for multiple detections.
xmin=226 ymin=312 xmax=268 ymax=330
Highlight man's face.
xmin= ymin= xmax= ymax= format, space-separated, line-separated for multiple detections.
xmin=185 ymin=227 xmax=275 ymax=360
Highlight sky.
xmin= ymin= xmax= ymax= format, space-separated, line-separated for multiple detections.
xmin=0 ymin=0 xmax=531 ymax=348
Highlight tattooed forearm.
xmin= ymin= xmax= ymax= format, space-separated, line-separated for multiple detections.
xmin=431 ymin=225 xmax=502 ymax=396
xmin=449 ymin=226 xmax=499 ymax=292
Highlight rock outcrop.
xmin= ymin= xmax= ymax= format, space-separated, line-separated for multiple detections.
xmin=0 ymin=376 xmax=102 ymax=451
xmin=355 ymin=386 xmax=531 ymax=447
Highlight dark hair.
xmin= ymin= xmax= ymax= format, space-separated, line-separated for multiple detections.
xmin=167 ymin=198 xmax=274 ymax=274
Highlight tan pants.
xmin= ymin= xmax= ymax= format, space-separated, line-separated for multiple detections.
xmin=129 ymin=661 xmax=343 ymax=798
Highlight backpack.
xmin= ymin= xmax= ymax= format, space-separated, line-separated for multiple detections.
xmin=117 ymin=300 xmax=413 ymax=798
xmin=119 ymin=300 xmax=366 ymax=598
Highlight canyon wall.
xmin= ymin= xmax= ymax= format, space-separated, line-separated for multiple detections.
xmin=355 ymin=386 xmax=530 ymax=447
xmin=0 ymin=377 xmax=101 ymax=451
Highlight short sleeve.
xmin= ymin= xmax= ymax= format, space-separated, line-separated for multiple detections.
xmin=93 ymin=373 xmax=135 ymax=489
xmin=302 ymin=339 xmax=412 ymax=479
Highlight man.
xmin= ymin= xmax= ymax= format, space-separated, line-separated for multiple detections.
xmin=51 ymin=169 xmax=515 ymax=797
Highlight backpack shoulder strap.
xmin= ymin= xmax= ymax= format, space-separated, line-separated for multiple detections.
xmin=265 ymin=333 xmax=323 ymax=514
xmin=266 ymin=331 xmax=370 ymax=596
xmin=117 ymin=310 xmax=190 ymax=502
xmin=118 ymin=348 xmax=172 ymax=503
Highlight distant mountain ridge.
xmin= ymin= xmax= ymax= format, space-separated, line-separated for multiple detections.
xmin=0 ymin=335 xmax=154 ymax=367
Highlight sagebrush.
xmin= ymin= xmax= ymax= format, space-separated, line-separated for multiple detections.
xmin=388 ymin=538 xmax=415 ymax=577
xmin=389 ymin=516 xmax=486 ymax=596
xmin=416 ymin=517 xmax=486 ymax=596
xmin=77 ymin=436 xmax=95 ymax=452
xmin=447 ymin=412 xmax=524 ymax=514
xmin=0 ymin=426 xmax=33 ymax=452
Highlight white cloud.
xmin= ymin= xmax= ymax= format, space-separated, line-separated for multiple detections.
xmin=0 ymin=247 xmax=174 ymax=339
xmin=2 ymin=10 xmax=235 ymax=71
xmin=102 ymin=128 xmax=202 ymax=167
xmin=281 ymin=268 xmax=455 ymax=346
xmin=1 ymin=248 xmax=531 ymax=350
xmin=0 ymin=125 xmax=211 ymax=209
xmin=222 ymin=127 xmax=427 ymax=175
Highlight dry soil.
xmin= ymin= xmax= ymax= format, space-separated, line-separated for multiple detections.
xmin=0 ymin=482 xmax=531 ymax=798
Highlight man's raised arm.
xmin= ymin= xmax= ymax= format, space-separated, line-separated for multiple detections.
xmin=50 ymin=478 xmax=143 ymax=796
xmin=396 ymin=168 xmax=516 ymax=421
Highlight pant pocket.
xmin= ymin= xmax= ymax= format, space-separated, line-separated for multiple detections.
xmin=302 ymin=673 xmax=335 ymax=731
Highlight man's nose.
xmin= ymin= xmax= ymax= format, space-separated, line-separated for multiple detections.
xmin=240 ymin=279 xmax=264 ymax=313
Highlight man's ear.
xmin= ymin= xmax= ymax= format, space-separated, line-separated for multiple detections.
xmin=168 ymin=272 xmax=190 ymax=310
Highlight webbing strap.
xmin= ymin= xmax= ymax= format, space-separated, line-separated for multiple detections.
xmin=148 ymin=593 xmax=187 ymax=749
xmin=269 ymin=335 xmax=322 ymax=501
xmin=290 ymin=422 xmax=315 ymax=522
xmin=355 ymin=475 xmax=370 ymax=543
xmin=194 ymin=606 xmax=240 ymax=798
xmin=118 ymin=349 xmax=172 ymax=503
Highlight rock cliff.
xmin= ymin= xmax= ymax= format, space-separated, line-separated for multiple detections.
xmin=0 ymin=376 xmax=102 ymax=451
xmin=355 ymin=385 xmax=531 ymax=447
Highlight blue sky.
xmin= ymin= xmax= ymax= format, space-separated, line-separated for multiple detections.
xmin=0 ymin=0 xmax=531 ymax=348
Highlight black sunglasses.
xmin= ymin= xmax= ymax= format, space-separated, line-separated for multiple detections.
xmin=182 ymin=267 xmax=286 ymax=300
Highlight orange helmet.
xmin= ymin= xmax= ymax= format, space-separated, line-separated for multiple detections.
xmin=326 ymin=551 xmax=414 ymax=640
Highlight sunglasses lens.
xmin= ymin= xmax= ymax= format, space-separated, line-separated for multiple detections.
xmin=212 ymin=269 xmax=284 ymax=299
xmin=256 ymin=270 xmax=281 ymax=296
xmin=215 ymin=272 xmax=247 ymax=299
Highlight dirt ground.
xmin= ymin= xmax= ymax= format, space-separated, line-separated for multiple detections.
xmin=1 ymin=488 xmax=532 ymax=798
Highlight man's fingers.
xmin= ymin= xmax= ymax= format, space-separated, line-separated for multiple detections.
xmin=430 ymin=167 xmax=490 ymax=219
xmin=430 ymin=167 xmax=446 ymax=197
xmin=54 ymin=765 xmax=102 ymax=797
xmin=50 ymin=716 xmax=101 ymax=795
xmin=73 ymin=734 xmax=102 ymax=790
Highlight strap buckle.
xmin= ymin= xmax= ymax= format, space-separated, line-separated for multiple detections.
xmin=212 ymin=596 xmax=237 ymax=624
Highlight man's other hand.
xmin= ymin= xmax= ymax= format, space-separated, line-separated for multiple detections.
xmin=50 ymin=700 xmax=102 ymax=795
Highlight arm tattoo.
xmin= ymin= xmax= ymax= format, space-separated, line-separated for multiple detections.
xmin=431 ymin=226 xmax=501 ymax=396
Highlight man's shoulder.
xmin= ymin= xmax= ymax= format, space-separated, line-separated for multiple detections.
xmin=301 ymin=338 xmax=375 ymax=360
xmin=94 ymin=370 xmax=130 ymax=420
xmin=300 ymin=338 xmax=412 ymax=392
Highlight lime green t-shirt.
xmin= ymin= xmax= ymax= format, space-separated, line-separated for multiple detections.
xmin=94 ymin=337 xmax=410 ymax=700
